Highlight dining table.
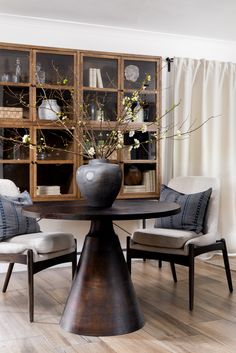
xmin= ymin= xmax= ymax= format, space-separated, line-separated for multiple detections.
xmin=23 ymin=199 xmax=180 ymax=336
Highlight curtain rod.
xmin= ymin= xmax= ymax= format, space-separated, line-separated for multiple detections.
xmin=166 ymin=57 xmax=174 ymax=72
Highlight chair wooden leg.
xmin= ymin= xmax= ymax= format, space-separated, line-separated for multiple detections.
xmin=71 ymin=239 xmax=77 ymax=279
xmin=72 ymin=253 xmax=77 ymax=280
xmin=170 ymin=262 xmax=177 ymax=282
xmin=221 ymin=238 xmax=233 ymax=292
xmin=126 ymin=236 xmax=131 ymax=273
xmin=158 ymin=260 xmax=162 ymax=268
xmin=27 ymin=250 xmax=34 ymax=322
xmin=189 ymin=244 xmax=195 ymax=311
xmin=2 ymin=263 xmax=14 ymax=293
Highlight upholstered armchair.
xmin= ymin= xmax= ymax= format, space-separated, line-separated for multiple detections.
xmin=127 ymin=176 xmax=233 ymax=310
xmin=0 ymin=179 xmax=77 ymax=322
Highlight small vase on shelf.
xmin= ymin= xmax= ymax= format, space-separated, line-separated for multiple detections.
xmin=38 ymin=99 xmax=60 ymax=120
xmin=133 ymin=103 xmax=144 ymax=123
xmin=15 ymin=57 xmax=22 ymax=83
xmin=36 ymin=62 xmax=46 ymax=84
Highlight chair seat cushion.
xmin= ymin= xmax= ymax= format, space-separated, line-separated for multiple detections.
xmin=0 ymin=191 xmax=40 ymax=241
xmin=155 ymin=184 xmax=212 ymax=234
xmin=3 ymin=232 xmax=75 ymax=254
xmin=132 ymin=228 xmax=199 ymax=249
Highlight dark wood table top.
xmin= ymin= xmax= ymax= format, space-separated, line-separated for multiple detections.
xmin=23 ymin=199 xmax=180 ymax=221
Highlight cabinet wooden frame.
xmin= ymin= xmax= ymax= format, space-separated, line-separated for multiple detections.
xmin=0 ymin=42 xmax=162 ymax=201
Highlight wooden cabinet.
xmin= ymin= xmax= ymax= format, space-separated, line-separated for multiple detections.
xmin=0 ymin=43 xmax=161 ymax=200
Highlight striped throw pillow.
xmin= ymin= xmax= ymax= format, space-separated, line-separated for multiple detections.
xmin=155 ymin=184 xmax=212 ymax=234
xmin=0 ymin=191 xmax=40 ymax=241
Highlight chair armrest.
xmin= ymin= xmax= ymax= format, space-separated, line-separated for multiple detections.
xmin=184 ymin=232 xmax=218 ymax=249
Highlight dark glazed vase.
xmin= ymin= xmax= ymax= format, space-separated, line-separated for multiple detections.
xmin=76 ymin=159 xmax=122 ymax=208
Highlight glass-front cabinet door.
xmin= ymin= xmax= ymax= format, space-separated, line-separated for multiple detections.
xmin=0 ymin=126 xmax=30 ymax=192
xmin=121 ymin=57 xmax=161 ymax=197
xmin=31 ymin=50 xmax=77 ymax=200
xmin=35 ymin=52 xmax=75 ymax=86
xmin=81 ymin=54 xmax=119 ymax=129
xmin=32 ymin=127 xmax=77 ymax=199
xmin=34 ymin=50 xmax=76 ymax=122
xmin=0 ymin=48 xmax=30 ymax=121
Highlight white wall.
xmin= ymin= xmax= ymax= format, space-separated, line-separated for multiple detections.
xmin=1 ymin=14 xmax=236 ymax=62
xmin=1 ymin=14 xmax=236 ymax=271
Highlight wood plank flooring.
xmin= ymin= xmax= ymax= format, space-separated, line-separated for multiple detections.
xmin=0 ymin=256 xmax=235 ymax=353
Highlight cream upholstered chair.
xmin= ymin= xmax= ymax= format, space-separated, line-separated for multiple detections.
xmin=0 ymin=179 xmax=77 ymax=322
xmin=127 ymin=176 xmax=233 ymax=310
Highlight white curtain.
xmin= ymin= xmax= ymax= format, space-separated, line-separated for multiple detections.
xmin=163 ymin=57 xmax=236 ymax=253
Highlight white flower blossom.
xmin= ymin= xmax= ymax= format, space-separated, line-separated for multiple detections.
xmin=117 ymin=131 xmax=123 ymax=143
xmin=129 ymin=130 xmax=135 ymax=137
xmin=141 ymin=124 xmax=147 ymax=133
xmin=22 ymin=134 xmax=30 ymax=144
xmin=131 ymin=95 xmax=138 ymax=102
xmin=88 ymin=147 xmax=95 ymax=156
xmin=176 ymin=129 xmax=182 ymax=137
xmin=122 ymin=96 xmax=130 ymax=105
xmin=134 ymin=138 xmax=140 ymax=149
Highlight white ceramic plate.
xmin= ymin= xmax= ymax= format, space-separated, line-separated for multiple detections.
xmin=125 ymin=65 xmax=139 ymax=82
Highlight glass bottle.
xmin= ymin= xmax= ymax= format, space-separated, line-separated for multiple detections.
xmin=133 ymin=102 xmax=144 ymax=123
xmin=36 ymin=62 xmax=46 ymax=84
xmin=90 ymin=101 xmax=96 ymax=120
xmin=143 ymin=100 xmax=150 ymax=122
xmin=15 ymin=58 xmax=22 ymax=83
xmin=96 ymin=104 xmax=105 ymax=121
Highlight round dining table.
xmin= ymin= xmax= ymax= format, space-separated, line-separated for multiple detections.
xmin=23 ymin=199 xmax=180 ymax=336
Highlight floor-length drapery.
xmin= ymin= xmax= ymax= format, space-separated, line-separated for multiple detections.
xmin=164 ymin=58 xmax=236 ymax=253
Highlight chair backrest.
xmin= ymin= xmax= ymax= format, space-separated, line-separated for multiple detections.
xmin=168 ymin=176 xmax=220 ymax=237
xmin=0 ymin=179 xmax=20 ymax=197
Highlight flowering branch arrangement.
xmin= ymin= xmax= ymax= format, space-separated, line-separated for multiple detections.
xmin=2 ymin=72 xmax=215 ymax=160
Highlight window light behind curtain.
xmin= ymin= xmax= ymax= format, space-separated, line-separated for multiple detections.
xmin=161 ymin=57 xmax=236 ymax=253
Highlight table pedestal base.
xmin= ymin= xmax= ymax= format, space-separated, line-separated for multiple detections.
xmin=60 ymin=220 xmax=144 ymax=336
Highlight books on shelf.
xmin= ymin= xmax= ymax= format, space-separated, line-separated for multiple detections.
xmin=123 ymin=185 xmax=146 ymax=193
xmin=89 ymin=68 xmax=96 ymax=87
xmin=96 ymin=69 xmax=103 ymax=88
xmin=0 ymin=107 xmax=23 ymax=119
xmin=143 ymin=170 xmax=155 ymax=192
xmin=89 ymin=68 xmax=103 ymax=88
xmin=37 ymin=185 xmax=61 ymax=195
xmin=123 ymin=170 xmax=156 ymax=193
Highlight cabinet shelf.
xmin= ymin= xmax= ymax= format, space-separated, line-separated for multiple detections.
xmin=82 ymin=87 xmax=118 ymax=92
xmin=35 ymin=84 xmax=75 ymax=90
xmin=0 ymin=159 xmax=30 ymax=163
xmin=36 ymin=160 xmax=74 ymax=164
xmin=0 ymin=82 xmax=31 ymax=87
xmin=123 ymin=160 xmax=157 ymax=164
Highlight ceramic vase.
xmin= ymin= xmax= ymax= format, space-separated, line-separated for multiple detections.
xmin=38 ymin=99 xmax=60 ymax=120
xmin=76 ymin=159 xmax=122 ymax=208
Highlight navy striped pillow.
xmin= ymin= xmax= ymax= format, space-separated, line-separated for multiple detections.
xmin=155 ymin=184 xmax=212 ymax=234
xmin=0 ymin=191 xmax=40 ymax=241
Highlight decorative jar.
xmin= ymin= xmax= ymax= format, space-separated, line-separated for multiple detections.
xmin=38 ymin=99 xmax=60 ymax=120
xmin=76 ymin=159 xmax=122 ymax=208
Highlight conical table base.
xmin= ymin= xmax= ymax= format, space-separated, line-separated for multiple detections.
xmin=60 ymin=220 xmax=144 ymax=336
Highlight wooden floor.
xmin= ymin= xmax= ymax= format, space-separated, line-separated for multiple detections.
xmin=0 ymin=256 xmax=236 ymax=353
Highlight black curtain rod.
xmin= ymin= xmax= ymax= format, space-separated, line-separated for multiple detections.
xmin=166 ymin=57 xmax=174 ymax=72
